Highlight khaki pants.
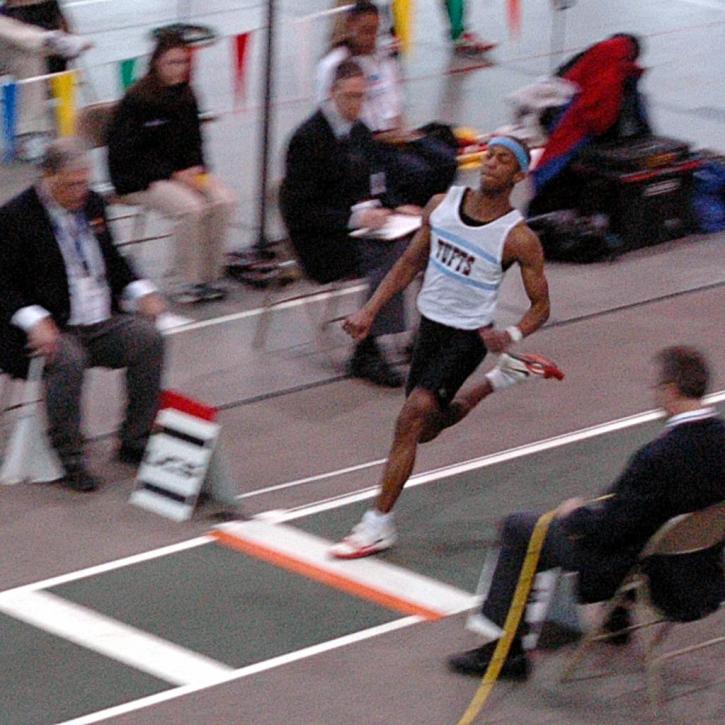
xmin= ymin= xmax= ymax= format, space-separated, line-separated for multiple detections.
xmin=0 ymin=15 xmax=49 ymax=134
xmin=122 ymin=175 xmax=236 ymax=286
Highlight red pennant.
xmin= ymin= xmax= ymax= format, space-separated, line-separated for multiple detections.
xmin=233 ymin=33 xmax=251 ymax=104
xmin=507 ymin=0 xmax=521 ymax=38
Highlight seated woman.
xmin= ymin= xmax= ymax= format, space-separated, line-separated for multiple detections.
xmin=107 ymin=30 xmax=236 ymax=304
xmin=316 ymin=1 xmax=457 ymax=207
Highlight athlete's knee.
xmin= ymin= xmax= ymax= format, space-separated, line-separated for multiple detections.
xmin=396 ymin=389 xmax=439 ymax=436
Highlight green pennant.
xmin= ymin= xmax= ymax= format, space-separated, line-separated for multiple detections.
xmin=120 ymin=58 xmax=138 ymax=91
xmin=445 ymin=0 xmax=465 ymax=41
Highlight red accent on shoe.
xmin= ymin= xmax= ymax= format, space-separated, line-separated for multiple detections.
xmin=510 ymin=353 xmax=565 ymax=381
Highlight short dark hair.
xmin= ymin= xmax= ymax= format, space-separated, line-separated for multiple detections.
xmin=349 ymin=1 xmax=379 ymax=19
xmin=41 ymin=137 xmax=90 ymax=174
xmin=333 ymin=59 xmax=364 ymax=85
xmin=655 ymin=346 xmax=710 ymax=399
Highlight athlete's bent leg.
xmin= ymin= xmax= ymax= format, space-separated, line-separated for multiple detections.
xmin=329 ymin=388 xmax=440 ymax=559
xmin=376 ymin=388 xmax=440 ymax=512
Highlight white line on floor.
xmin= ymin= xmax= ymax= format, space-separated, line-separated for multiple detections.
xmin=58 ymin=616 xmax=421 ymax=725
xmin=0 ymin=536 xmax=211 ymax=598
xmin=272 ymin=390 xmax=725 ymax=521
xmin=0 ymin=590 xmax=232 ymax=686
xmin=215 ymin=519 xmax=475 ymax=616
xmin=236 ymin=457 xmax=386 ymax=500
xmin=163 ymin=284 xmax=366 ymax=337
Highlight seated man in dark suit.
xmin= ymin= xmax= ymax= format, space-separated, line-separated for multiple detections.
xmin=280 ymin=59 xmax=419 ymax=388
xmin=0 ymin=137 xmax=166 ymax=492
xmin=449 ymin=346 xmax=724 ymax=679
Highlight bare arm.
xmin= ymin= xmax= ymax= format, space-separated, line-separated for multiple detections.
xmin=480 ymin=223 xmax=551 ymax=352
xmin=342 ymin=194 xmax=443 ymax=341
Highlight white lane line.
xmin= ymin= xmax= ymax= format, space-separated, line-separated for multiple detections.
xmin=273 ymin=390 xmax=725 ymax=521
xmin=236 ymin=457 xmax=386 ymax=500
xmin=163 ymin=284 xmax=365 ymax=337
xmin=215 ymin=520 xmax=475 ymax=617
xmin=0 ymin=536 xmax=211 ymax=598
xmin=58 ymin=616 xmax=421 ymax=725
xmin=0 ymin=590 xmax=232 ymax=686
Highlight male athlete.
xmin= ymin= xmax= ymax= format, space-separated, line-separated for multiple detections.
xmin=331 ymin=136 xmax=564 ymax=559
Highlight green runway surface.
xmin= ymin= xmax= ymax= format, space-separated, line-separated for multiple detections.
xmin=296 ymin=403 xmax=725 ymax=592
xmin=0 ymin=612 xmax=169 ymax=725
xmin=50 ymin=544 xmax=401 ymax=669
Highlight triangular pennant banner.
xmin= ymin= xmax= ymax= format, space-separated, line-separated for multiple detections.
xmin=50 ymin=71 xmax=76 ymax=137
xmin=507 ymin=0 xmax=522 ymax=38
xmin=2 ymin=81 xmax=19 ymax=162
xmin=120 ymin=58 xmax=138 ymax=91
xmin=233 ymin=32 xmax=251 ymax=105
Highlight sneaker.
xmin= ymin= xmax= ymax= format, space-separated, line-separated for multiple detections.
xmin=453 ymin=32 xmax=498 ymax=56
xmin=329 ymin=510 xmax=397 ymax=559
xmin=348 ymin=343 xmax=404 ymax=388
xmin=448 ymin=639 xmax=530 ymax=680
xmin=43 ymin=31 xmax=93 ymax=60
xmin=498 ymin=352 xmax=565 ymax=382
xmin=198 ymin=283 xmax=227 ymax=302
xmin=64 ymin=466 xmax=101 ymax=492
xmin=172 ymin=283 xmax=206 ymax=304
xmin=117 ymin=443 xmax=146 ymax=466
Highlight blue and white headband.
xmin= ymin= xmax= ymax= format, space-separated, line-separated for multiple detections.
xmin=487 ymin=136 xmax=529 ymax=174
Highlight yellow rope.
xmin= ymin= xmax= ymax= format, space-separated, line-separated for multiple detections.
xmin=456 ymin=510 xmax=556 ymax=725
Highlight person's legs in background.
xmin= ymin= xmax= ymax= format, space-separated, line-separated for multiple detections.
xmin=350 ymin=237 xmax=408 ymax=388
xmin=122 ymin=180 xmax=213 ymax=304
xmin=448 ymin=511 xmax=575 ymax=678
xmin=442 ymin=0 xmax=497 ymax=56
xmin=198 ymin=174 xmax=237 ymax=299
xmin=84 ymin=315 xmax=164 ymax=464
xmin=44 ymin=331 xmax=99 ymax=490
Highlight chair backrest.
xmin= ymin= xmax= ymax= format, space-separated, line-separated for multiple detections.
xmin=76 ymin=101 xmax=119 ymax=149
xmin=641 ymin=501 xmax=725 ymax=558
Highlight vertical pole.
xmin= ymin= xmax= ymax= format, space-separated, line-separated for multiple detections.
xmin=549 ymin=1 xmax=569 ymax=73
xmin=256 ymin=0 xmax=276 ymax=250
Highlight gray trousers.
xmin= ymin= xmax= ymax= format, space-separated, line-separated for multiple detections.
xmin=356 ymin=237 xmax=408 ymax=338
xmin=44 ymin=314 xmax=164 ymax=471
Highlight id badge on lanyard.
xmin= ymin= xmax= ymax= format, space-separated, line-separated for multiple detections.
xmin=370 ymin=171 xmax=387 ymax=197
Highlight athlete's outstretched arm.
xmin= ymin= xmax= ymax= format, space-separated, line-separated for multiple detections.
xmin=481 ymin=224 xmax=551 ymax=352
xmin=343 ymin=195 xmax=443 ymax=342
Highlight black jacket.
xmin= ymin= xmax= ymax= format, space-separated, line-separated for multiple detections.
xmin=562 ymin=416 xmax=724 ymax=613
xmin=279 ymin=109 xmax=399 ymax=283
xmin=0 ymin=187 xmax=137 ymax=378
xmin=107 ymin=82 xmax=204 ymax=195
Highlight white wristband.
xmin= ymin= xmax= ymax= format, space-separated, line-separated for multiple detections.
xmin=506 ymin=326 xmax=523 ymax=343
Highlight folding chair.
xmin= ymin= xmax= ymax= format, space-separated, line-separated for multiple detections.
xmin=561 ymin=501 xmax=725 ymax=715
xmin=75 ymin=101 xmax=168 ymax=250
xmin=0 ymin=357 xmax=64 ymax=485
xmin=252 ymin=237 xmax=366 ymax=354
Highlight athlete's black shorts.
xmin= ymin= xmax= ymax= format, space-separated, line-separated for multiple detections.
xmin=405 ymin=316 xmax=488 ymax=407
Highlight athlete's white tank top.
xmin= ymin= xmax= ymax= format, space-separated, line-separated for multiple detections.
xmin=417 ymin=186 xmax=523 ymax=330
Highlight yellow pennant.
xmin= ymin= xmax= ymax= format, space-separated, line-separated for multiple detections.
xmin=50 ymin=71 xmax=76 ymax=137
xmin=392 ymin=0 xmax=414 ymax=54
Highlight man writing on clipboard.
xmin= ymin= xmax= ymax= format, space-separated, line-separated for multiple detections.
xmin=280 ymin=59 xmax=422 ymax=388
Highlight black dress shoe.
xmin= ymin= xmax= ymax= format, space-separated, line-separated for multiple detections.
xmin=348 ymin=343 xmax=404 ymax=388
xmin=64 ymin=467 xmax=101 ymax=492
xmin=117 ymin=444 xmax=146 ymax=466
xmin=448 ymin=640 xmax=531 ymax=680
xmin=601 ymin=605 xmax=632 ymax=645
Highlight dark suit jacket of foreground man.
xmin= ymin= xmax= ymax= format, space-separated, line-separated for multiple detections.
xmin=279 ymin=109 xmax=401 ymax=284
xmin=0 ymin=187 xmax=137 ymax=377
xmin=561 ymin=411 xmax=724 ymax=617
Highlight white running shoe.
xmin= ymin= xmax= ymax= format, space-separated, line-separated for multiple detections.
xmin=488 ymin=352 xmax=565 ymax=391
xmin=502 ymin=352 xmax=565 ymax=381
xmin=329 ymin=510 xmax=397 ymax=560
xmin=44 ymin=31 xmax=93 ymax=60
